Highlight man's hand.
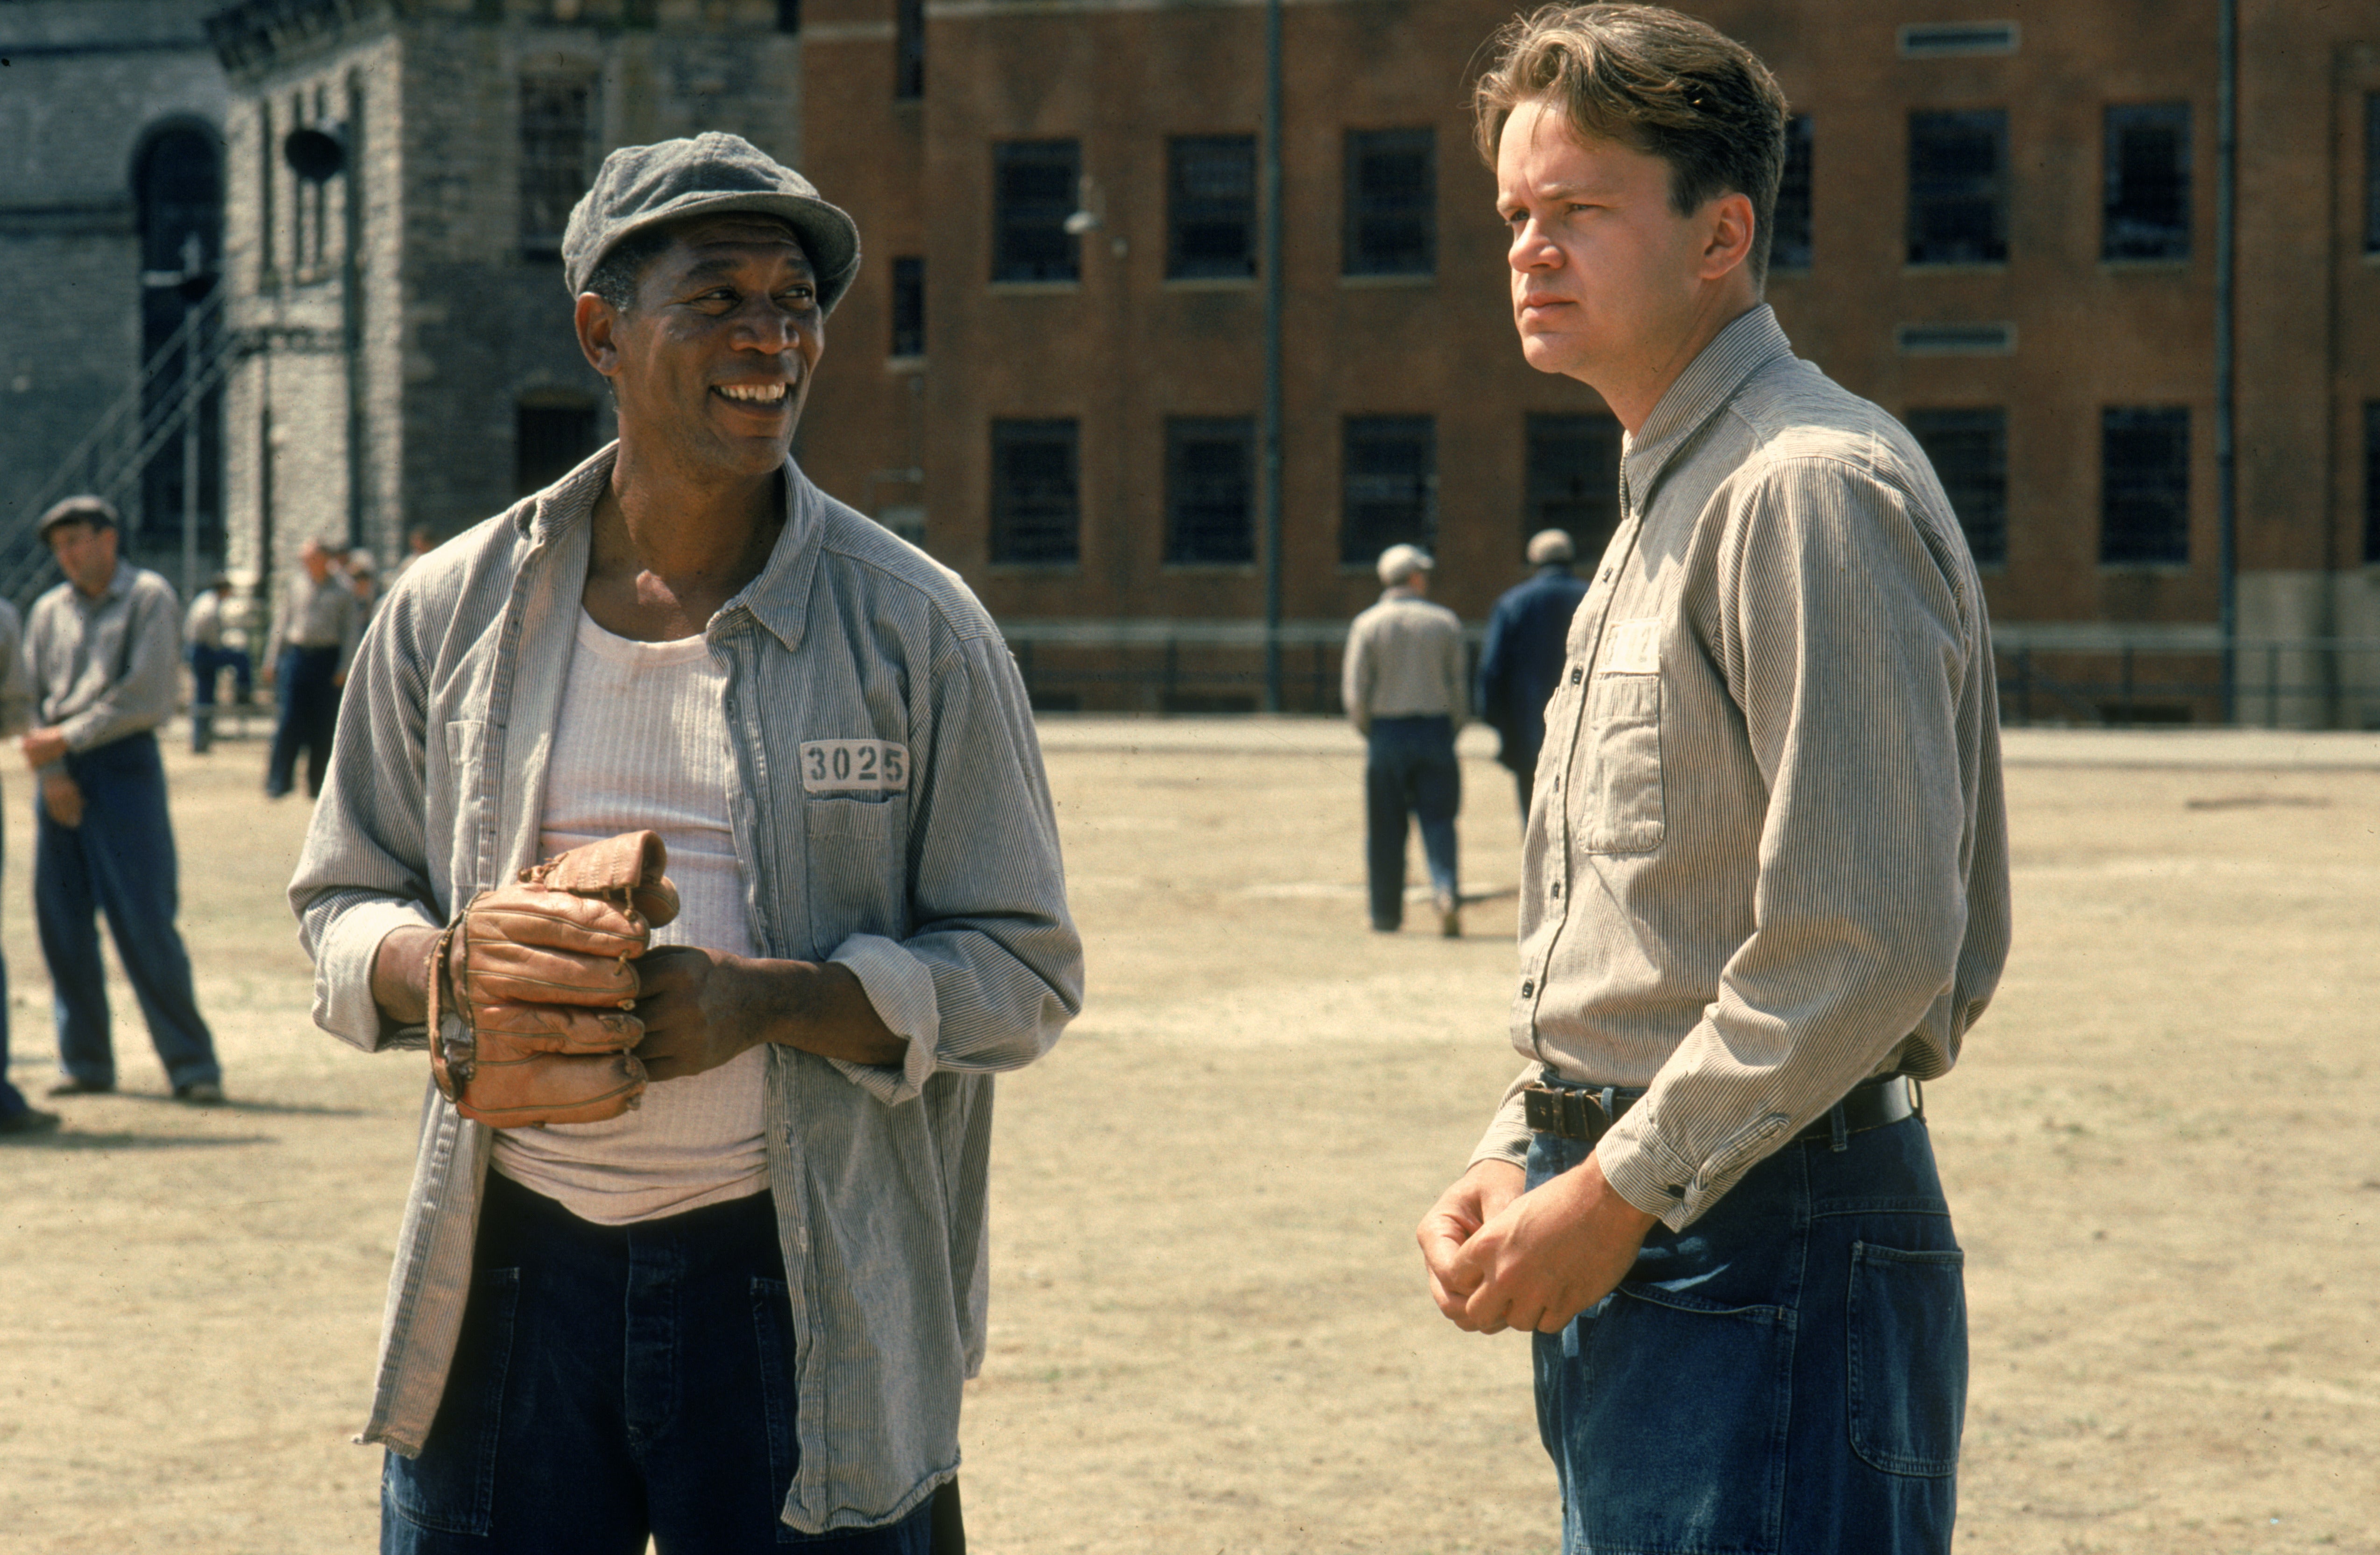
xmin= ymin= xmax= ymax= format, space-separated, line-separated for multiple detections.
xmin=1418 ymin=1159 xmax=1527 ymax=1321
xmin=630 ymin=946 xmax=763 ymax=1081
xmin=634 ymin=951 xmax=906 ymax=1079
xmin=20 ymin=727 xmax=69 ymax=768
xmin=1443 ymin=1151 xmax=1661 ymax=1336
xmin=39 ymin=773 xmax=83 ymax=829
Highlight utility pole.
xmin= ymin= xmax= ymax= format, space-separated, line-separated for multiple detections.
xmin=2215 ymin=0 xmax=2238 ymax=723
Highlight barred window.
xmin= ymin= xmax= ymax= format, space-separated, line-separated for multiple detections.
xmin=1906 ymin=408 xmax=2008 ymax=566
xmin=1165 ymin=418 xmax=1256 ymax=564
xmin=1168 ymin=136 xmax=1257 ymax=280
xmin=2104 ymin=103 xmax=2190 ymax=261
xmin=2100 ymin=407 xmax=2189 ymax=565
xmin=1907 ymin=109 xmax=2008 ymax=266
xmin=517 ymin=396 xmax=599 ymax=497
xmin=521 ymin=77 xmax=594 ymax=258
xmin=894 ymin=0 xmax=923 ymax=99
xmin=991 ymin=419 xmax=1080 ymax=564
xmin=2364 ymin=403 xmax=2380 ymax=563
xmin=2366 ymin=95 xmax=2380 ymax=254
xmin=1771 ymin=114 xmax=1813 ymax=272
xmin=1523 ymin=414 xmax=1620 ymax=562
xmin=993 ymin=140 xmax=1079 ymax=283
xmin=890 ymin=256 xmax=924 ymax=358
xmin=1340 ymin=416 xmax=1435 ymax=564
xmin=1344 ymin=128 xmax=1434 ymax=276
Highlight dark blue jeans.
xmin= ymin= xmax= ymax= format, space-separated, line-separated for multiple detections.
xmin=1528 ymin=1102 xmax=1965 ymax=1555
xmin=188 ymin=643 xmax=254 ymax=753
xmin=36 ymin=732 xmax=221 ymax=1092
xmin=0 ymin=799 xmax=22 ymax=1119
xmin=1364 ymin=715 xmax=1460 ymax=930
xmin=384 ymin=1172 xmax=935 ymax=1554
xmin=267 ymin=644 xmax=340 ymax=798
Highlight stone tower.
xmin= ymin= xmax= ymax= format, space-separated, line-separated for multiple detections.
xmin=205 ymin=0 xmax=802 ymax=586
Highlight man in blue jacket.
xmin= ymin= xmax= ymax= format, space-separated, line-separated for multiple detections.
xmin=1475 ymin=527 xmax=1589 ymax=826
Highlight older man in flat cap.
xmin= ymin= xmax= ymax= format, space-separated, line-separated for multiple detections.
xmin=290 ymin=133 xmax=1081 ymax=1554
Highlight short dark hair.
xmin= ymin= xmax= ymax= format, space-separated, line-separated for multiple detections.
xmin=1473 ymin=4 xmax=1790 ymax=286
xmin=580 ymin=214 xmax=811 ymax=313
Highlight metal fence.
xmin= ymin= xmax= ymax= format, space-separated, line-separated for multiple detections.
xmin=999 ymin=619 xmax=2380 ymax=730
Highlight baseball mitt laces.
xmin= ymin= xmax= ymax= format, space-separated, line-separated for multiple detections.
xmin=427 ymin=830 xmax=681 ymax=1128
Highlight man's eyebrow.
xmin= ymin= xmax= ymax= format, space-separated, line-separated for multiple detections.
xmin=680 ymin=251 xmax=817 ymax=282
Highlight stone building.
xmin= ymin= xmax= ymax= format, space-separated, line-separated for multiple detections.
xmin=205 ymin=0 xmax=803 ymax=588
xmin=794 ymin=0 xmax=2380 ymax=725
xmin=0 ymin=0 xmax=230 ymax=605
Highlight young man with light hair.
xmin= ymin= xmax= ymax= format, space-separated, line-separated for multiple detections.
xmin=1417 ymin=8 xmax=2009 ymax=1551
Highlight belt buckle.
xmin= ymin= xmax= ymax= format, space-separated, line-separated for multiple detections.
xmin=1523 ymin=1083 xmax=1611 ymax=1143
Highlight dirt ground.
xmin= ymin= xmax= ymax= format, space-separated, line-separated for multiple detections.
xmin=1 ymin=718 xmax=2374 ymax=1553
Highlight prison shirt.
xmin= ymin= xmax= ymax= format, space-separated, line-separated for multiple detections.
xmin=23 ymin=559 xmax=182 ymax=760
xmin=1468 ymin=304 xmax=2011 ymax=1231
xmin=265 ymin=566 xmax=361 ymax=673
xmin=1341 ymin=587 xmax=1468 ymax=735
xmin=288 ymin=450 xmax=1083 ymax=1534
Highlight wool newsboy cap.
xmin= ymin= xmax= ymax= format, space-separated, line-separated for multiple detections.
xmin=37 ymin=494 xmax=120 ymax=538
xmin=562 ymin=132 xmax=862 ymax=313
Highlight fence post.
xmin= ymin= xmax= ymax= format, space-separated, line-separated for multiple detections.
xmin=2119 ymin=646 xmax=2134 ymax=727
xmin=2267 ymin=642 xmax=2279 ymax=729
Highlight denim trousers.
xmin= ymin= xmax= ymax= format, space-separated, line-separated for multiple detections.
xmin=187 ymin=643 xmax=254 ymax=753
xmin=267 ymin=644 xmax=340 ymax=798
xmin=1527 ymin=1103 xmax=1965 ymax=1555
xmin=384 ymin=1172 xmax=936 ymax=1555
xmin=36 ymin=732 xmax=221 ymax=1091
xmin=1364 ymin=715 xmax=1460 ymax=929
xmin=0 ymin=800 xmax=22 ymax=1119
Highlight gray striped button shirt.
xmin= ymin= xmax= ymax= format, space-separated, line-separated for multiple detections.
xmin=288 ymin=450 xmax=1083 ymax=1534
xmin=1470 ymin=305 xmax=2010 ymax=1230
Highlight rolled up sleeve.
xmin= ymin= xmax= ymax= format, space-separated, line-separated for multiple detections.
xmin=830 ymin=623 xmax=1082 ymax=1107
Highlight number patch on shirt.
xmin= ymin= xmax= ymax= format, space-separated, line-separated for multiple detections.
xmin=800 ymin=740 xmax=909 ymax=793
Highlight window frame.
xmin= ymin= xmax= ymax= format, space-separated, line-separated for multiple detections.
xmin=1906 ymin=108 xmax=2009 ymax=267
xmin=2102 ymin=101 xmax=2192 ymax=262
xmin=1342 ymin=127 xmax=1436 ymax=278
xmin=1771 ymin=113 xmax=1814 ymax=273
xmin=1339 ymin=414 xmax=1437 ymax=565
xmin=1905 ymin=406 xmax=2010 ymax=567
xmin=2099 ymin=405 xmax=2191 ymax=567
xmin=1522 ymin=412 xmax=1622 ymax=564
xmin=519 ymin=73 xmax=596 ymax=260
xmin=992 ymin=140 xmax=1082 ymax=284
xmin=1166 ymin=135 xmax=1258 ymax=281
xmin=989 ymin=417 xmax=1082 ymax=566
xmin=1164 ymin=416 xmax=1258 ymax=565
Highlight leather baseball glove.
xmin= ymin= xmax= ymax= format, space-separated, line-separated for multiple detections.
xmin=426 ymin=830 xmax=681 ymax=1128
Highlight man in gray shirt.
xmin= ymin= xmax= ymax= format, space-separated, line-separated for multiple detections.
xmin=1417 ymin=9 xmax=2007 ymax=1552
xmin=21 ymin=496 xmax=225 ymax=1105
xmin=1342 ymin=543 xmax=1468 ymax=937
xmin=262 ymin=536 xmax=360 ymax=799
xmin=289 ymin=135 xmax=1079 ymax=1552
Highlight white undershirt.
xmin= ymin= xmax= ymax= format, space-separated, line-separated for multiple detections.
xmin=489 ymin=610 xmax=769 ymax=1224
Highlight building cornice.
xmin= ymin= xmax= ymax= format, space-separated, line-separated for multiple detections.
xmin=204 ymin=0 xmax=393 ymax=78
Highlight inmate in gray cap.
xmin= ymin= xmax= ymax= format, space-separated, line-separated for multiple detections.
xmin=561 ymin=132 xmax=862 ymax=313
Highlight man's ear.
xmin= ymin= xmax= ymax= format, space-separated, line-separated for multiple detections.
xmin=1699 ymin=191 xmax=1756 ymax=283
xmin=575 ymin=292 xmax=621 ymax=378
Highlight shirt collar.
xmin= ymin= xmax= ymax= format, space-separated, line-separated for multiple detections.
xmin=1620 ymin=303 xmax=1796 ymax=510
xmin=78 ymin=559 xmax=134 ymax=608
xmin=1381 ymin=583 xmax=1423 ymax=602
xmin=522 ymin=442 xmax=822 ymax=654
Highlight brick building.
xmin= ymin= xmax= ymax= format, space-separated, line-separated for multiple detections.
xmin=205 ymin=0 xmax=803 ymax=588
xmin=793 ymin=0 xmax=2380 ymax=725
xmin=0 ymin=0 xmax=229 ymax=603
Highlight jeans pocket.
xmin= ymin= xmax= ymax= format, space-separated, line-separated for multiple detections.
xmin=1847 ymin=1242 xmax=1968 ymax=1477
xmin=752 ymin=1276 xmax=801 ymax=1541
xmin=1552 ymin=1285 xmax=1794 ymax=1555
xmin=385 ymin=1267 xmax=520 ymax=1536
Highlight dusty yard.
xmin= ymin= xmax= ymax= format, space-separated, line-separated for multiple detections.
xmin=1 ymin=719 xmax=2374 ymax=1553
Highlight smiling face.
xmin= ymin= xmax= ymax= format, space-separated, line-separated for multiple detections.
xmin=1496 ymin=97 xmax=1752 ymax=426
xmin=579 ymin=214 xmax=824 ymax=485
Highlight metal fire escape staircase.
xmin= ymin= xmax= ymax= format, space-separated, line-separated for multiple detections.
xmin=5 ymin=287 xmax=233 ymax=612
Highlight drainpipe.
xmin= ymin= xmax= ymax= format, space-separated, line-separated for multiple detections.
xmin=343 ymin=69 xmax=368 ymax=553
xmin=2214 ymin=0 xmax=2238 ymax=723
xmin=1260 ymin=0 xmax=1285 ymax=711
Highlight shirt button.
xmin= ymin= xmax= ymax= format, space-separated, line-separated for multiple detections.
xmin=1570 ymin=666 xmax=1582 ymax=685
xmin=1550 ymin=882 xmax=1561 ymax=898
xmin=1600 ymin=568 xmax=1613 ymax=582
xmin=1520 ymin=980 xmax=1534 ymax=997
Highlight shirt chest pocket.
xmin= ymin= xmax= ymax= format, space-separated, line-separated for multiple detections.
xmin=803 ymin=795 xmax=910 ymax=955
xmin=1574 ymin=670 xmax=1665 ymax=855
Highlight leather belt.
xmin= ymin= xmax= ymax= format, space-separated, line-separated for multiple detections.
xmin=1522 ymin=1074 xmax=1918 ymax=1147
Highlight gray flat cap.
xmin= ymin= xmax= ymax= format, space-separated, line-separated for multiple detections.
xmin=38 ymin=494 xmax=120 ymax=538
xmin=562 ymin=132 xmax=862 ymax=313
